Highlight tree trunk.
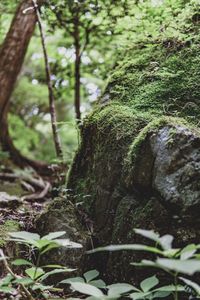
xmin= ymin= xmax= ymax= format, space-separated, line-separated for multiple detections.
xmin=32 ymin=0 xmax=63 ymax=159
xmin=73 ymin=9 xmax=81 ymax=124
xmin=0 ymin=0 xmax=50 ymax=175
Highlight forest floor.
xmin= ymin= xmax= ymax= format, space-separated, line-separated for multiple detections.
xmin=0 ymin=160 xmax=70 ymax=299
xmin=0 ymin=157 xmax=63 ymax=248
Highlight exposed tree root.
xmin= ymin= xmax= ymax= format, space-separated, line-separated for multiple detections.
xmin=0 ymin=172 xmax=51 ymax=202
xmin=21 ymin=181 xmax=51 ymax=202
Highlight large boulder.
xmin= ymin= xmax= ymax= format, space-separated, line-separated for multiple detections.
xmin=36 ymin=43 xmax=200 ymax=281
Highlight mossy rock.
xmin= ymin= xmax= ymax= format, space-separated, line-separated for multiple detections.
xmin=39 ymin=41 xmax=200 ymax=281
xmin=35 ymin=197 xmax=89 ymax=280
xmin=66 ymin=42 xmax=200 ymax=281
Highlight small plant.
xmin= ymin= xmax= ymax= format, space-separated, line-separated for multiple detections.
xmin=0 ymin=231 xmax=82 ymax=299
xmin=87 ymin=229 xmax=200 ymax=300
xmin=64 ymin=273 xmax=183 ymax=300
xmin=1 ymin=228 xmax=200 ymax=299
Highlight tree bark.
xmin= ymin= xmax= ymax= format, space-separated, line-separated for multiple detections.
xmin=73 ymin=8 xmax=81 ymax=124
xmin=0 ymin=0 xmax=50 ymax=175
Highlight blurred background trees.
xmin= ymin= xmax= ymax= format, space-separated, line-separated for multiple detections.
xmin=0 ymin=0 xmax=199 ymax=166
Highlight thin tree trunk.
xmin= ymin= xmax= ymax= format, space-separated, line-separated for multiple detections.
xmin=0 ymin=0 xmax=51 ymax=175
xmin=32 ymin=0 xmax=63 ymax=159
xmin=73 ymin=9 xmax=81 ymax=124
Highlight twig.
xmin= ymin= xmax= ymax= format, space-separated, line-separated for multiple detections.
xmin=0 ymin=249 xmax=35 ymax=300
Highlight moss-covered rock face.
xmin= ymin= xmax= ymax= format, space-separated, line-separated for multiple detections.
xmin=102 ymin=44 xmax=200 ymax=125
xmin=66 ymin=42 xmax=200 ymax=281
xmin=35 ymin=198 xmax=89 ymax=277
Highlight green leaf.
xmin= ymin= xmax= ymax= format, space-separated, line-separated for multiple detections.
xmin=134 ymin=229 xmax=160 ymax=242
xmin=152 ymin=291 xmax=171 ymax=298
xmin=70 ymin=282 xmax=104 ymax=297
xmin=107 ymin=283 xmax=136 ymax=296
xmin=32 ymin=283 xmax=53 ymax=291
xmin=84 ymin=270 xmax=99 ymax=282
xmin=140 ymin=276 xmax=159 ymax=292
xmin=39 ymin=268 xmax=75 ymax=281
xmin=42 ymin=231 xmax=66 ymax=240
xmin=40 ymin=242 xmax=60 ymax=254
xmin=12 ymin=259 xmax=33 ymax=266
xmin=92 ymin=16 xmax=103 ymax=26
xmin=54 ymin=239 xmax=82 ymax=248
xmin=8 ymin=238 xmax=39 ymax=247
xmin=13 ymin=277 xmax=34 ymax=285
xmin=154 ymin=285 xmax=184 ymax=292
xmin=157 ymin=258 xmax=200 ymax=275
xmin=61 ymin=277 xmax=85 ymax=284
xmin=87 ymin=244 xmax=162 ymax=255
xmin=131 ymin=259 xmax=159 ymax=268
xmin=35 ymin=239 xmax=54 ymax=250
xmin=9 ymin=231 xmax=40 ymax=241
xmin=163 ymin=249 xmax=180 ymax=258
xmin=180 ymin=244 xmax=197 ymax=260
xmin=25 ymin=267 xmax=45 ymax=280
xmin=129 ymin=291 xmax=152 ymax=299
xmin=43 ymin=264 xmax=67 ymax=269
xmin=159 ymin=235 xmax=174 ymax=250
xmin=0 ymin=274 xmax=13 ymax=287
xmin=0 ymin=286 xmax=15 ymax=293
xmin=90 ymin=280 xmax=106 ymax=288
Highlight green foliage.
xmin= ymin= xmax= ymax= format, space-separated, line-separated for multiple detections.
xmin=65 ymin=275 xmax=182 ymax=300
xmin=9 ymin=114 xmax=40 ymax=158
xmin=1 ymin=0 xmax=199 ymax=163
xmin=2 ymin=228 xmax=200 ymax=299
xmin=88 ymin=228 xmax=200 ymax=299
xmin=0 ymin=230 xmax=81 ymax=299
xmin=61 ymin=269 xmax=106 ymax=289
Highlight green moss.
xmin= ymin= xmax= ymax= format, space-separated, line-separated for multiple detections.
xmin=104 ymin=44 xmax=200 ymax=126
xmin=68 ymin=104 xmax=148 ymax=211
xmin=0 ymin=220 xmax=20 ymax=247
